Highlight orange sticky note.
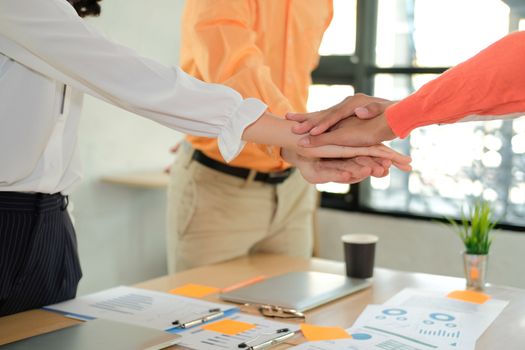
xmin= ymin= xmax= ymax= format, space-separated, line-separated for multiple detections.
xmin=221 ymin=275 xmax=267 ymax=293
xmin=447 ymin=290 xmax=491 ymax=304
xmin=201 ymin=319 xmax=256 ymax=335
xmin=300 ymin=323 xmax=352 ymax=341
xmin=169 ymin=284 xmax=220 ymax=298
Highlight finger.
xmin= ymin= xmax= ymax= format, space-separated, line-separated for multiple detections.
xmin=335 ymin=177 xmax=367 ymax=185
xmin=370 ymin=157 xmax=392 ymax=177
xmin=375 ymin=167 xmax=390 ymax=178
xmin=312 ymin=94 xmax=388 ymax=133
xmin=291 ymin=112 xmax=324 ymax=134
xmin=298 ymin=144 xmax=408 ymax=163
xmin=357 ymin=156 xmax=389 ymax=169
xmin=285 ymin=112 xmax=308 ymax=122
xmin=323 ymin=166 xmax=371 ymax=182
xmin=298 ymin=128 xmax=350 ymax=148
xmin=353 ymin=156 xmax=387 ymax=177
xmin=309 ymin=163 xmax=359 ymax=184
xmin=303 ymin=127 xmax=381 ymax=148
xmin=355 ymin=101 xmax=388 ymax=120
xmin=309 ymin=112 xmax=351 ymax=136
xmin=374 ymin=144 xmax=412 ymax=164
xmin=393 ymin=161 xmax=412 ymax=172
xmin=170 ymin=143 xmax=181 ymax=153
xmin=379 ymin=158 xmax=392 ymax=168
xmin=321 ymin=162 xmax=379 ymax=181
xmin=317 ymin=159 xmax=372 ymax=179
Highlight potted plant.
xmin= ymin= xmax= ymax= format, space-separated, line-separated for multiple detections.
xmin=446 ymin=200 xmax=497 ymax=290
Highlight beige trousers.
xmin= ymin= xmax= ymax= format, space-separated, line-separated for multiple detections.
xmin=166 ymin=146 xmax=317 ymax=273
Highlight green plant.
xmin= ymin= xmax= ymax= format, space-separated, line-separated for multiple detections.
xmin=446 ymin=200 xmax=497 ymax=255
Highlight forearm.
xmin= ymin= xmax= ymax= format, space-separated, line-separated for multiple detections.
xmin=242 ymin=112 xmax=299 ymax=149
xmin=386 ymin=31 xmax=525 ymax=138
xmin=0 ymin=0 xmax=269 ymax=162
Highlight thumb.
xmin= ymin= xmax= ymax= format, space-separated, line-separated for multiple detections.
xmin=298 ymin=129 xmax=348 ymax=148
xmin=285 ymin=112 xmax=307 ymax=122
xmin=355 ymin=102 xmax=386 ymax=120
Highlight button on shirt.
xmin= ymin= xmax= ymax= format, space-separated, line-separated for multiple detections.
xmin=0 ymin=0 xmax=267 ymax=194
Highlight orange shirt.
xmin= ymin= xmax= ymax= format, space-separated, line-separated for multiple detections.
xmin=386 ymin=31 xmax=525 ymax=138
xmin=181 ymin=0 xmax=333 ymax=172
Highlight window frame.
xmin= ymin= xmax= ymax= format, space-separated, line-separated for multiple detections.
xmin=312 ymin=0 xmax=525 ymax=232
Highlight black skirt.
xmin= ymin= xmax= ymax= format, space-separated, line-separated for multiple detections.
xmin=0 ymin=192 xmax=82 ymax=316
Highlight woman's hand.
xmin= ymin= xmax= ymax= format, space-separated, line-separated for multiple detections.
xmin=286 ymin=93 xmax=391 ymax=135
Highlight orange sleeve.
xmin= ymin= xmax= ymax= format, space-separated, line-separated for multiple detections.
xmin=386 ymin=31 xmax=525 ymax=138
xmin=184 ymin=0 xmax=293 ymax=158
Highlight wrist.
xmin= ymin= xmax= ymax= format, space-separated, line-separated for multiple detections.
xmin=280 ymin=147 xmax=299 ymax=166
xmin=374 ymin=114 xmax=396 ymax=142
xmin=243 ymin=111 xmax=301 ymax=149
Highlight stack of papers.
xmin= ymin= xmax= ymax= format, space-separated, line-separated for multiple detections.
xmin=45 ymin=286 xmax=237 ymax=332
xmin=45 ymin=286 xmax=508 ymax=350
xmin=45 ymin=285 xmax=299 ymax=350
xmin=290 ymin=288 xmax=508 ymax=350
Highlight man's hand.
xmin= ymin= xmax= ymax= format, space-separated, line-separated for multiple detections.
xmin=286 ymin=93 xmax=390 ymax=135
xmin=281 ymin=148 xmax=391 ymax=184
xmin=294 ymin=142 xmax=411 ymax=173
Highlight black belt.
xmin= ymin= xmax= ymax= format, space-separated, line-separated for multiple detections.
xmin=0 ymin=192 xmax=69 ymax=212
xmin=191 ymin=149 xmax=294 ymax=184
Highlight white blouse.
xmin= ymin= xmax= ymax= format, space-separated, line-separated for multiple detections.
xmin=0 ymin=0 xmax=267 ymax=194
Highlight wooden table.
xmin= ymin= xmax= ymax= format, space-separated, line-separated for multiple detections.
xmin=1 ymin=254 xmax=524 ymax=349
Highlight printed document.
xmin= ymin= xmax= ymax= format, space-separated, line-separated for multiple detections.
xmin=45 ymin=286 xmax=236 ymax=331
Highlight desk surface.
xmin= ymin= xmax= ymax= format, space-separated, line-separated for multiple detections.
xmin=1 ymin=254 xmax=524 ymax=349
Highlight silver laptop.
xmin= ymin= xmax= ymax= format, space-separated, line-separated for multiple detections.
xmin=2 ymin=318 xmax=181 ymax=350
xmin=220 ymin=271 xmax=371 ymax=312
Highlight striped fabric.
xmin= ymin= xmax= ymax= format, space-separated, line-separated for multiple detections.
xmin=0 ymin=192 xmax=82 ymax=316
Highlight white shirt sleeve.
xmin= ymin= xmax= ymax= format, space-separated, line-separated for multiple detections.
xmin=0 ymin=0 xmax=267 ymax=161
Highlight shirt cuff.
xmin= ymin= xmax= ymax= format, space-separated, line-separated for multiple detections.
xmin=385 ymin=96 xmax=426 ymax=139
xmin=217 ymin=97 xmax=268 ymax=162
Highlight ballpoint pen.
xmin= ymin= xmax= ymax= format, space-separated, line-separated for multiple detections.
xmin=238 ymin=328 xmax=296 ymax=350
xmin=171 ymin=308 xmax=224 ymax=328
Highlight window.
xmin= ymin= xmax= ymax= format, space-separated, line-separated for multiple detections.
xmin=309 ymin=0 xmax=525 ymax=228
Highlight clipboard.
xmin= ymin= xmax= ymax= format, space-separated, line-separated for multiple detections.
xmin=220 ymin=271 xmax=371 ymax=312
xmin=1 ymin=319 xmax=181 ymax=350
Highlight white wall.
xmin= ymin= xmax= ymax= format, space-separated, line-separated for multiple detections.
xmin=316 ymin=208 xmax=525 ymax=289
xmin=71 ymin=0 xmax=186 ymax=295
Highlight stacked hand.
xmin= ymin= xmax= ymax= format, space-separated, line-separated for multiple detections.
xmin=279 ymin=93 xmax=406 ymax=184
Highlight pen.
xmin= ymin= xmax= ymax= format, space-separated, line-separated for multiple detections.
xmin=238 ymin=328 xmax=295 ymax=350
xmin=171 ymin=308 xmax=224 ymax=328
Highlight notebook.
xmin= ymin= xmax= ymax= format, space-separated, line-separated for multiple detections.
xmin=220 ymin=271 xmax=371 ymax=311
xmin=2 ymin=318 xmax=181 ymax=350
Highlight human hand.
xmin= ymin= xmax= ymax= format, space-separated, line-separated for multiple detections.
xmin=294 ymin=142 xmax=411 ymax=173
xmin=287 ymin=94 xmax=397 ymax=147
xmin=281 ymin=148 xmax=392 ymax=184
xmin=297 ymin=112 xmax=397 ymax=148
xmin=286 ymin=93 xmax=390 ymax=135
xmin=242 ymin=110 xmax=409 ymax=170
